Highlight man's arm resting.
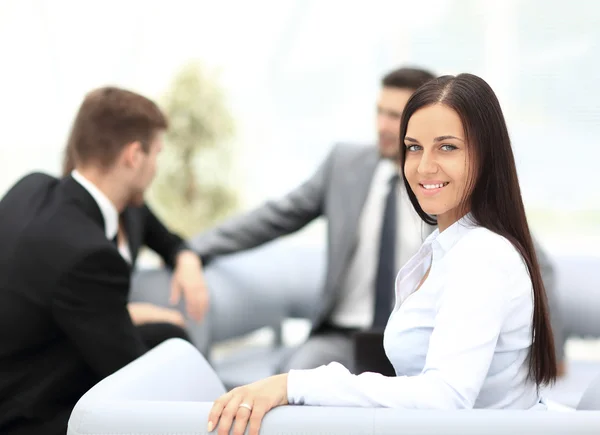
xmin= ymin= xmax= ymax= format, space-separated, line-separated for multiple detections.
xmin=142 ymin=204 xmax=190 ymax=269
xmin=190 ymin=146 xmax=337 ymax=258
xmin=141 ymin=205 xmax=209 ymax=267
xmin=52 ymin=248 xmax=147 ymax=379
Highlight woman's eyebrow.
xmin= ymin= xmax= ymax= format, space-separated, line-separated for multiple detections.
xmin=434 ymin=135 xmax=464 ymax=142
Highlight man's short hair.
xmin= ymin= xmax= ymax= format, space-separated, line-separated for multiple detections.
xmin=67 ymin=87 xmax=167 ymax=169
xmin=381 ymin=67 xmax=436 ymax=91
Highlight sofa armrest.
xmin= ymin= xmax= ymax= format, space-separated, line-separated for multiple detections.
xmin=554 ymin=254 xmax=600 ymax=338
xmin=69 ymin=338 xmax=600 ymax=435
xmin=68 ymin=339 xmax=225 ymax=424
xmin=70 ymin=401 xmax=600 ymax=435
xmin=262 ymin=407 xmax=599 ymax=435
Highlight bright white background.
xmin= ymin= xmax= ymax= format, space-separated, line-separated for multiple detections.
xmin=0 ymin=0 xmax=597 ymax=253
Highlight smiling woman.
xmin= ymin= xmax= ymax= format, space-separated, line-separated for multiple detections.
xmin=206 ymin=74 xmax=557 ymax=435
xmin=403 ymin=105 xmax=471 ymax=232
xmin=398 ymin=73 xmax=556 ymax=387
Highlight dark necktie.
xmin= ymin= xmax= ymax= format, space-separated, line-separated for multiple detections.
xmin=111 ymin=234 xmax=118 ymax=248
xmin=372 ymin=174 xmax=399 ymax=329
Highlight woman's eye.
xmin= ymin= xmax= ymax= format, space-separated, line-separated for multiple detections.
xmin=406 ymin=144 xmax=421 ymax=152
xmin=441 ymin=144 xmax=457 ymax=151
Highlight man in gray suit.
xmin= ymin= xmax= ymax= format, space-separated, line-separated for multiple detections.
xmin=191 ymin=66 xmax=565 ymax=374
xmin=191 ymin=67 xmax=436 ymax=371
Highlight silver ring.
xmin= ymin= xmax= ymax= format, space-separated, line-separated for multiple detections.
xmin=239 ymin=403 xmax=252 ymax=411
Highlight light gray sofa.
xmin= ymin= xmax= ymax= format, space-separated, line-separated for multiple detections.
xmin=67 ymin=338 xmax=600 ymax=435
xmin=130 ymin=237 xmax=324 ymax=386
xmin=130 ymin=237 xmax=600 ymax=406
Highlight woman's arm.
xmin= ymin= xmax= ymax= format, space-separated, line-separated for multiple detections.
xmin=287 ymin=237 xmax=528 ymax=409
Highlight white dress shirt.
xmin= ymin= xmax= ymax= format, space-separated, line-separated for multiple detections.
xmin=288 ymin=215 xmax=543 ymax=409
xmin=71 ymin=170 xmax=132 ymax=262
xmin=331 ymin=159 xmax=425 ymax=328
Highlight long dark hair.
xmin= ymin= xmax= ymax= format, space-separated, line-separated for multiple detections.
xmin=399 ymin=73 xmax=557 ymax=386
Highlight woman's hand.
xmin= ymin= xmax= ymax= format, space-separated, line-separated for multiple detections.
xmin=207 ymin=374 xmax=289 ymax=435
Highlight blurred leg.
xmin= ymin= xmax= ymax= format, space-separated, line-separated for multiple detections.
xmin=278 ymin=332 xmax=354 ymax=373
xmin=137 ymin=322 xmax=191 ymax=349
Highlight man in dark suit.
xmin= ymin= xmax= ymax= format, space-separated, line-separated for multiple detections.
xmin=61 ymin=148 xmax=210 ymax=328
xmin=0 ymin=87 xmax=208 ymax=434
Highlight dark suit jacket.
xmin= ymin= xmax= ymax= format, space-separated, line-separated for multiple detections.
xmin=0 ymin=173 xmax=183 ymax=435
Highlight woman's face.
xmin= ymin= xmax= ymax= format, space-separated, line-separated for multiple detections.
xmin=403 ymin=104 xmax=472 ymax=231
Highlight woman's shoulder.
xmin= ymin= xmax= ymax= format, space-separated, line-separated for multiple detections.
xmin=444 ymin=225 xmax=532 ymax=301
xmin=451 ymin=225 xmax=527 ymax=271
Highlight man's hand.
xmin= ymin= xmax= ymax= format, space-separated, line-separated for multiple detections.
xmin=170 ymin=250 xmax=210 ymax=322
xmin=127 ymin=302 xmax=186 ymax=327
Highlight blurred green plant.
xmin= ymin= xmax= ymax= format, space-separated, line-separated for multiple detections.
xmin=148 ymin=61 xmax=239 ymax=238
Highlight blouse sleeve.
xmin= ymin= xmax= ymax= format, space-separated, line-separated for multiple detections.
xmin=287 ymin=235 xmax=528 ymax=409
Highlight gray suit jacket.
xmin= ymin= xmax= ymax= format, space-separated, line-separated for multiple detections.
xmin=191 ymin=144 xmax=563 ymax=358
xmin=191 ymin=144 xmax=426 ymax=329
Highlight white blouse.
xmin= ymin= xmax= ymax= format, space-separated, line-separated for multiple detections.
xmin=287 ymin=216 xmax=543 ymax=409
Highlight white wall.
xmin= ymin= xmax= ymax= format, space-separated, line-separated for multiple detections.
xmin=0 ymin=0 xmax=596 ymax=251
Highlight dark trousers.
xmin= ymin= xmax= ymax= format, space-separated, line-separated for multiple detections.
xmin=279 ymin=320 xmax=394 ymax=376
xmin=137 ymin=322 xmax=190 ymax=349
